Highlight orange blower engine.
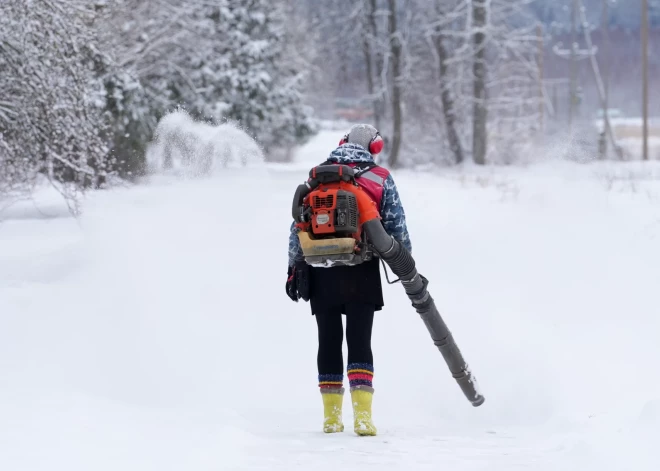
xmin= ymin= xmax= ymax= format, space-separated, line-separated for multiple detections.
xmin=292 ymin=164 xmax=381 ymax=267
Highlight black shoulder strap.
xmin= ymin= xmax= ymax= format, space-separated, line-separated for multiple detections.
xmin=353 ymin=162 xmax=378 ymax=178
xmin=312 ymin=160 xmax=377 ymax=179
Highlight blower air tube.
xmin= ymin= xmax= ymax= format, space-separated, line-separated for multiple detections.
xmin=363 ymin=219 xmax=485 ymax=407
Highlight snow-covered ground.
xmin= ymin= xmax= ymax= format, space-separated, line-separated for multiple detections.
xmin=1 ymin=130 xmax=660 ymax=470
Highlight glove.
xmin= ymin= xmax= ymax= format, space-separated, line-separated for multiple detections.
xmin=296 ymin=261 xmax=310 ymax=302
xmin=286 ymin=262 xmax=311 ymax=302
xmin=286 ymin=265 xmax=299 ymax=302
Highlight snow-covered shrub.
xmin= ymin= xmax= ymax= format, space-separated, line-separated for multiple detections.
xmin=0 ymin=133 xmax=31 ymax=199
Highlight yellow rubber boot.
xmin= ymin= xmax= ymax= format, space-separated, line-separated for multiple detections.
xmin=321 ymin=390 xmax=344 ymax=433
xmin=351 ymin=387 xmax=377 ymax=436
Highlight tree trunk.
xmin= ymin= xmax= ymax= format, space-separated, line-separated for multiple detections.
xmin=642 ymin=0 xmax=649 ymax=161
xmin=374 ymin=1 xmax=386 ymax=123
xmin=364 ymin=0 xmax=382 ymax=130
xmin=434 ymin=32 xmax=464 ymax=164
xmin=363 ymin=0 xmax=379 ymax=130
xmin=472 ymin=0 xmax=488 ymax=165
xmin=387 ymin=0 xmax=402 ymax=168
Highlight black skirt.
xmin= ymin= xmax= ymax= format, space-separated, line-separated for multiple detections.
xmin=309 ymin=257 xmax=384 ymax=315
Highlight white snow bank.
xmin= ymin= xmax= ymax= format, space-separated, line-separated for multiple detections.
xmin=0 ymin=183 xmax=72 ymax=221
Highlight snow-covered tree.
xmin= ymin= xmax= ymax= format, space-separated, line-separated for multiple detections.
xmin=90 ymin=0 xmax=191 ymax=178
xmin=291 ymin=0 xmax=542 ymax=166
xmin=0 ymin=0 xmax=111 ymax=207
xmin=181 ymin=0 xmax=316 ymax=157
xmin=422 ymin=0 xmax=467 ymax=164
xmin=403 ymin=0 xmax=542 ymax=165
xmin=98 ymin=0 xmax=316 ymax=162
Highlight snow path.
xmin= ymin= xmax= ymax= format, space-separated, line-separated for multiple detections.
xmin=1 ymin=132 xmax=660 ymax=470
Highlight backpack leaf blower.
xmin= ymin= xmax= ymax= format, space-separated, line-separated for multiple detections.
xmin=292 ymin=165 xmax=485 ymax=407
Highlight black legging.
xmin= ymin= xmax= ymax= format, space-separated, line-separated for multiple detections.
xmin=315 ymin=303 xmax=374 ymax=376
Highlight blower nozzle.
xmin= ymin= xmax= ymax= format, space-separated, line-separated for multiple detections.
xmin=363 ymin=219 xmax=485 ymax=407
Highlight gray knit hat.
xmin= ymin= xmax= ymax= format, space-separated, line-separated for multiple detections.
xmin=344 ymin=123 xmax=381 ymax=152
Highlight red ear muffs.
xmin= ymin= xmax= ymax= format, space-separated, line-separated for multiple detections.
xmin=369 ymin=133 xmax=384 ymax=155
xmin=339 ymin=131 xmax=383 ymax=154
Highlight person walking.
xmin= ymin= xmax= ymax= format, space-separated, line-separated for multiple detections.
xmin=286 ymin=123 xmax=412 ymax=436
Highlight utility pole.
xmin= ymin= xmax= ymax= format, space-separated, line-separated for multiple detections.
xmin=537 ymin=24 xmax=545 ymax=132
xmin=603 ymin=0 xmax=610 ymax=149
xmin=552 ymin=0 xmax=595 ymax=133
xmin=642 ymin=0 xmax=649 ymax=161
xmin=570 ymin=0 xmax=578 ymax=129
xmin=601 ymin=0 xmax=610 ymax=158
xmin=602 ymin=1 xmax=609 ymax=111
xmin=577 ymin=0 xmax=618 ymax=158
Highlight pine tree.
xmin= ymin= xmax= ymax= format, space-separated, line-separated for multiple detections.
xmin=186 ymin=0 xmax=316 ymax=157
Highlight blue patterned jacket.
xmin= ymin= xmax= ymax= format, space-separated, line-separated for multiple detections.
xmin=288 ymin=143 xmax=412 ymax=266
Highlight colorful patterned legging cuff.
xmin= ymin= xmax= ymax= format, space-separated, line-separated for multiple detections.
xmin=348 ymin=363 xmax=373 ymax=389
xmin=319 ymin=374 xmax=344 ymax=391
